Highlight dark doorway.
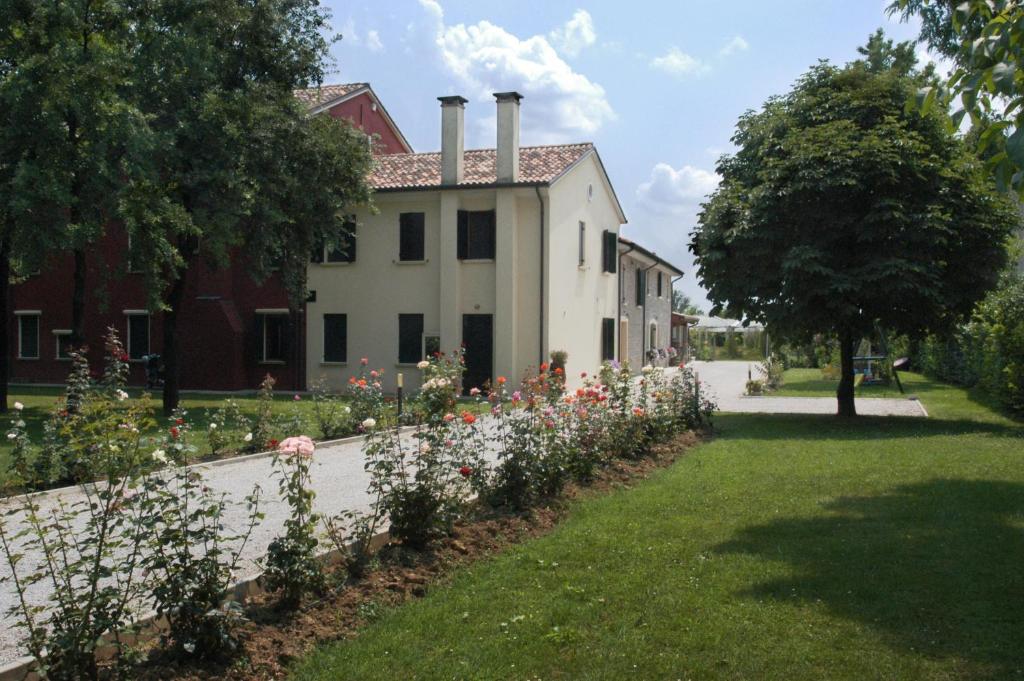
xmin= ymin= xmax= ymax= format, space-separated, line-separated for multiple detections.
xmin=461 ymin=314 xmax=493 ymax=394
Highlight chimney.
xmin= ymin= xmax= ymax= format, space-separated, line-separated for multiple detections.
xmin=438 ymin=95 xmax=467 ymax=185
xmin=494 ymin=91 xmax=522 ymax=183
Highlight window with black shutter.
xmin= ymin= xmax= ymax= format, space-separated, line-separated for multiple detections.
xmin=399 ymin=213 xmax=426 ymax=261
xmin=657 ymin=272 xmax=663 ymax=297
xmin=636 ymin=269 xmax=646 ymax=306
xmin=323 ymin=314 xmax=347 ymax=363
xmin=262 ymin=314 xmax=289 ymax=362
xmin=457 ymin=210 xmax=496 ymax=260
xmin=326 ymin=218 xmax=357 ymax=263
xmin=398 ymin=314 xmax=424 ymax=363
xmin=17 ymin=314 xmax=39 ymax=360
xmin=601 ymin=317 xmax=615 ymax=361
xmin=127 ymin=313 xmax=150 ymax=360
xmin=602 ymin=230 xmax=618 ymax=273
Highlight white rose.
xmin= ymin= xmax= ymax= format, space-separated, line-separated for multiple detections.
xmin=115 ymin=389 xmax=129 ymax=402
xmin=362 ymin=417 xmax=376 ymax=429
xmin=344 ymin=406 xmax=351 ymax=414
xmin=437 ymin=378 xmax=448 ymax=388
xmin=12 ymin=402 xmax=23 ymax=411
xmin=416 ymin=360 xmax=430 ymax=369
xmin=642 ymin=365 xmax=654 ymax=374
xmin=243 ymin=432 xmax=253 ymax=442
xmin=419 ymin=441 xmax=431 ymax=453
xmin=152 ymin=449 xmax=167 ymax=463
xmin=6 ymin=432 xmax=16 ymax=440
xmin=209 ymin=423 xmax=217 ymax=430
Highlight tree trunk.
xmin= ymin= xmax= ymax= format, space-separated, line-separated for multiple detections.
xmin=837 ymin=330 xmax=857 ymax=418
xmin=71 ymin=248 xmax=87 ymax=347
xmin=161 ymin=270 xmax=188 ymax=416
xmin=0 ymin=235 xmax=10 ymax=414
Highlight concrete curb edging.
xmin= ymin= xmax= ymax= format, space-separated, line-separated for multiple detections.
xmin=0 ymin=529 xmax=393 ymax=681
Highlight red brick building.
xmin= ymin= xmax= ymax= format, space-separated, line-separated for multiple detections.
xmin=8 ymin=83 xmax=410 ymax=391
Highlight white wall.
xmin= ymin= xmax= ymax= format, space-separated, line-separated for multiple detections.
xmin=545 ymin=154 xmax=623 ymax=387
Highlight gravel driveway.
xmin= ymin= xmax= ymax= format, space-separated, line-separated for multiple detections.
xmin=689 ymin=360 xmax=927 ymax=417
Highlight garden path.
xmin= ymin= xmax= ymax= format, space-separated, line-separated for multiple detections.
xmin=690 ymin=360 xmax=927 ymax=416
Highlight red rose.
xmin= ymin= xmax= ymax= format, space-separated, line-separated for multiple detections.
xmin=459 ymin=466 xmax=472 ymax=477
xmin=461 ymin=411 xmax=476 ymax=425
xmin=268 ymin=438 xmax=279 ymax=447
xmin=175 ymin=418 xmax=184 ymax=426
xmin=169 ymin=426 xmax=179 ymax=439
xmin=120 ymin=353 xmax=130 ymax=362
xmin=539 ymin=362 xmax=549 ymax=372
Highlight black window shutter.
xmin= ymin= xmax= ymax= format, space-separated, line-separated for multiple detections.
xmin=400 ymin=213 xmax=425 ymax=261
xmin=601 ymin=318 xmax=615 ymax=361
xmin=602 ymin=231 xmax=618 ymax=273
xmin=636 ymin=270 xmax=644 ymax=306
xmin=657 ymin=272 xmax=663 ymax=297
xmin=324 ymin=314 xmax=347 ymax=362
xmin=398 ymin=314 xmax=424 ymax=363
xmin=481 ymin=210 xmax=496 ymax=259
xmin=252 ymin=314 xmax=265 ymax=363
xmin=457 ymin=210 xmax=469 ymax=259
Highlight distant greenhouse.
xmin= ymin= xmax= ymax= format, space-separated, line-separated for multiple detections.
xmin=690 ymin=316 xmax=766 ymax=361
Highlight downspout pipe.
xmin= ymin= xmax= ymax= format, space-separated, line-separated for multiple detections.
xmin=535 ymin=186 xmax=545 ymax=367
xmin=671 ymin=274 xmax=684 ymax=359
xmin=618 ymin=242 xmax=636 ymax=363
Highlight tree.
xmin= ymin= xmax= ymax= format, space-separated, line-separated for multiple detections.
xmin=119 ymin=0 xmax=373 ymax=414
xmin=0 ymin=0 xmax=145 ymax=411
xmin=890 ymin=1 xmax=1024 ymax=193
xmin=690 ymin=34 xmax=1017 ymax=416
xmin=671 ymin=290 xmax=704 ymax=316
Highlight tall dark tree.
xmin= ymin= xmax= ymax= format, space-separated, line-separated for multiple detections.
xmin=0 ymin=0 xmax=143 ymax=411
xmin=120 ymin=0 xmax=373 ymax=414
xmin=691 ymin=34 xmax=1017 ymax=416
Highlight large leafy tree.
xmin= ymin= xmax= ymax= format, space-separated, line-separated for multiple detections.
xmin=691 ymin=35 xmax=1017 ymax=416
xmin=0 ymin=0 xmax=144 ymax=411
xmin=121 ymin=0 xmax=373 ymax=414
xmin=889 ymin=0 xmax=1024 ymax=192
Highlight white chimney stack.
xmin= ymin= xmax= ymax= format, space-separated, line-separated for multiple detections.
xmin=438 ymin=95 xmax=467 ymax=185
xmin=494 ymin=91 xmax=522 ymax=183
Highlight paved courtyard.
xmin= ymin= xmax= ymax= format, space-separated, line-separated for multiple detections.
xmin=689 ymin=360 xmax=928 ymax=417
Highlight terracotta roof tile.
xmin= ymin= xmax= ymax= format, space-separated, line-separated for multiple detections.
xmin=368 ymin=143 xmax=593 ymax=190
xmin=293 ymin=83 xmax=367 ymax=108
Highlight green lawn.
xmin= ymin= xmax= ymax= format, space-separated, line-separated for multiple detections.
xmin=292 ymin=374 xmax=1024 ymax=681
xmin=773 ymin=367 xmax=906 ymax=398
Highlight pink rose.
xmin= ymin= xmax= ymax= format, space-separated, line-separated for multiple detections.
xmin=278 ymin=435 xmax=316 ymax=458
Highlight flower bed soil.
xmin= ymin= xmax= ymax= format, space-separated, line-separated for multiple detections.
xmin=130 ymin=429 xmax=706 ymax=681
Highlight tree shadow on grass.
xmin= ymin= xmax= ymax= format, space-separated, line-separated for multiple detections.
xmin=716 ymin=479 xmax=1024 ymax=678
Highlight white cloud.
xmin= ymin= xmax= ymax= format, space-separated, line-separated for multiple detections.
xmin=421 ymin=1 xmax=615 ymax=144
xmin=650 ymin=47 xmax=709 ymax=78
xmin=366 ymin=29 xmax=384 ymax=52
xmin=548 ymin=9 xmax=596 ymax=58
xmin=718 ymin=35 xmax=749 ymax=58
xmin=636 ymin=163 xmax=719 ymax=215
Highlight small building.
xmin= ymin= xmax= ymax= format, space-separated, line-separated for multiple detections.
xmin=305 ymin=92 xmax=627 ymax=393
xmin=617 ymin=238 xmax=683 ymax=371
xmin=671 ymin=312 xmax=699 ymax=360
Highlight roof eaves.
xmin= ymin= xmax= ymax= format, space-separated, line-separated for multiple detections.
xmin=306 ymin=84 xmax=414 ymax=154
xmin=373 ymin=180 xmax=549 ymax=193
xmin=548 ymin=146 xmax=627 ymax=224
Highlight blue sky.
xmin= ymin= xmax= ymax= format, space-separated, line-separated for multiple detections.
xmin=322 ymin=0 xmax=934 ymax=311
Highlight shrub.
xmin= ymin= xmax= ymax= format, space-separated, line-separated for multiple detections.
xmin=139 ymin=429 xmax=263 ymax=659
xmin=0 ymin=329 xmax=154 ymax=679
xmin=263 ymin=436 xmax=325 ymax=608
xmin=311 ymin=377 xmax=353 ymax=439
xmin=746 ymin=379 xmax=764 ymax=395
xmin=348 ymin=359 xmax=386 ymax=426
xmin=250 ymin=374 xmax=277 ymax=452
xmin=757 ymin=354 xmax=785 ymax=391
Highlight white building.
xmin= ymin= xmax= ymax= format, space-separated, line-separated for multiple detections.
xmin=305 ymin=92 xmax=628 ymax=393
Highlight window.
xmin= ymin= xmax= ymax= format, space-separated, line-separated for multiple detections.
xmin=17 ymin=313 xmax=40 ymax=360
xmin=602 ymin=230 xmax=618 ymax=273
xmin=635 ymin=269 xmax=646 ymax=306
xmin=423 ymin=333 xmax=441 ymax=359
xmin=399 ymin=212 xmax=426 ymax=261
xmin=54 ymin=330 xmax=72 ymax=360
xmin=601 ymin=318 xmax=615 ymax=361
xmin=578 ymin=221 xmax=586 ymax=266
xmin=125 ymin=312 xmax=150 ymax=360
xmin=649 ymin=322 xmax=658 ymax=351
xmin=259 ymin=313 xmax=289 ymax=363
xmin=323 ymin=314 xmax=347 ymax=363
xmin=398 ymin=314 xmax=424 ymax=364
xmin=311 ymin=218 xmax=357 ymax=263
xmin=457 ymin=210 xmax=496 ymax=260
xmin=657 ymin=272 xmax=663 ymax=297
